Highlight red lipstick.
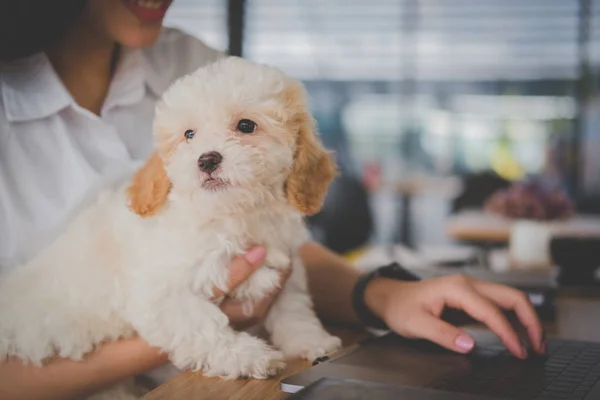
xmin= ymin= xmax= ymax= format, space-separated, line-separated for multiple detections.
xmin=122 ymin=0 xmax=172 ymax=23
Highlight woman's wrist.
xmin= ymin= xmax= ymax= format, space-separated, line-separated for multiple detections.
xmin=352 ymin=262 xmax=422 ymax=329
xmin=363 ymin=277 xmax=401 ymax=322
xmin=108 ymin=337 xmax=169 ymax=374
xmin=86 ymin=336 xmax=169 ymax=386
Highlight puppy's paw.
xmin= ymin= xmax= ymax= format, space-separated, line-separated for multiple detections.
xmin=233 ymin=267 xmax=281 ymax=302
xmin=265 ymin=249 xmax=291 ymax=270
xmin=277 ymin=329 xmax=342 ymax=361
xmin=236 ymin=345 xmax=285 ymax=379
xmin=204 ymin=333 xmax=285 ymax=380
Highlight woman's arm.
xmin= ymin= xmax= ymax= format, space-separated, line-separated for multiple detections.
xmin=0 ymin=337 xmax=167 ymax=400
xmin=299 ymin=241 xmax=361 ymax=325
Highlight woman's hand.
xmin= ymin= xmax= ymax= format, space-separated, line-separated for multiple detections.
xmin=211 ymin=246 xmax=292 ymax=330
xmin=364 ymin=274 xmax=545 ymax=359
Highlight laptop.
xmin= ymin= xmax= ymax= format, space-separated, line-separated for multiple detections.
xmin=287 ymin=377 xmax=504 ymax=399
xmin=281 ymin=330 xmax=600 ymax=399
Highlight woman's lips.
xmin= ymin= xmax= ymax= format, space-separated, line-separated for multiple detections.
xmin=122 ymin=0 xmax=172 ymax=23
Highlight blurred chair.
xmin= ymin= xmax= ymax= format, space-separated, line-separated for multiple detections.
xmin=451 ymin=171 xmax=511 ymax=213
xmin=577 ymin=196 xmax=600 ymax=215
xmin=449 ymin=171 xmax=511 ymax=268
xmin=306 ymin=174 xmax=373 ymax=255
xmin=551 ymin=236 xmax=600 ymax=286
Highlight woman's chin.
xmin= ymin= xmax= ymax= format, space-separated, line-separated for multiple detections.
xmin=116 ymin=26 xmax=163 ymax=48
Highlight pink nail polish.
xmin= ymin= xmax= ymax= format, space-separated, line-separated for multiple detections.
xmin=245 ymin=247 xmax=266 ymax=264
xmin=455 ymin=335 xmax=475 ymax=353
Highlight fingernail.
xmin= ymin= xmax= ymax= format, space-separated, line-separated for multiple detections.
xmin=245 ymin=247 xmax=266 ymax=265
xmin=455 ymin=335 xmax=475 ymax=353
xmin=520 ymin=340 xmax=528 ymax=358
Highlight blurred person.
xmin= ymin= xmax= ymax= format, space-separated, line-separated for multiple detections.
xmin=0 ymin=1 xmax=545 ymax=399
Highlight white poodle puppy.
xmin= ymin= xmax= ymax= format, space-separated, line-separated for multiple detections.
xmin=0 ymin=56 xmax=342 ymax=399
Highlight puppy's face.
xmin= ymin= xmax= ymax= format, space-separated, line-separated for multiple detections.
xmin=127 ymin=57 xmax=337 ymax=217
xmin=156 ymin=59 xmax=299 ymax=195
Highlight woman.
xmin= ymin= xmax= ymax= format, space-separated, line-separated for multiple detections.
xmin=0 ymin=1 xmax=544 ymax=399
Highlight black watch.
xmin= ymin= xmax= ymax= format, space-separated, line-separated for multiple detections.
xmin=351 ymin=262 xmax=421 ymax=330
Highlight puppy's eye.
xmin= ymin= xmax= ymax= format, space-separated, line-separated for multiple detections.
xmin=236 ymin=119 xmax=257 ymax=134
xmin=184 ymin=129 xmax=195 ymax=140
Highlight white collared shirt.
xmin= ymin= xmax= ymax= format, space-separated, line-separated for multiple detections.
xmin=0 ymin=28 xmax=222 ymax=272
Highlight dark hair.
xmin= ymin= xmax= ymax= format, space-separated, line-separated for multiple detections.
xmin=306 ymin=173 xmax=373 ymax=255
xmin=0 ymin=0 xmax=87 ymax=62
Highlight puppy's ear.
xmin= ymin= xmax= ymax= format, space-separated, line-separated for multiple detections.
xmin=126 ymin=151 xmax=171 ymax=217
xmin=286 ymin=112 xmax=338 ymax=215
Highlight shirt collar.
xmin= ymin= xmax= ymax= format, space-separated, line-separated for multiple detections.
xmin=138 ymin=48 xmax=170 ymax=98
xmin=1 ymin=47 xmax=170 ymax=122
xmin=102 ymin=47 xmax=169 ymax=112
xmin=1 ymin=53 xmax=73 ymax=122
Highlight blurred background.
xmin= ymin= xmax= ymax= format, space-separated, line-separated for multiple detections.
xmin=163 ymin=0 xmax=600 ymax=261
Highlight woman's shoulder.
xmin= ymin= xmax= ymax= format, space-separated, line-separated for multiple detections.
xmin=142 ymin=27 xmax=225 ymax=88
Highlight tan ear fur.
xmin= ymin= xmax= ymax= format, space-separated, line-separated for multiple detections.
xmin=126 ymin=151 xmax=171 ymax=217
xmin=286 ymin=113 xmax=338 ymax=215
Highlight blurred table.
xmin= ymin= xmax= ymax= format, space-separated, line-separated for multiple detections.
xmin=383 ymin=176 xmax=462 ymax=248
xmin=446 ymin=210 xmax=600 ymax=243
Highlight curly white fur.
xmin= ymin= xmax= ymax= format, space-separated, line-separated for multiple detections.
xmin=0 ymin=57 xmax=341 ymax=400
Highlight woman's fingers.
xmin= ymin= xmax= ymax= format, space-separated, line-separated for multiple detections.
xmin=474 ymin=281 xmax=545 ymax=354
xmin=444 ymin=277 xmax=526 ymax=359
xmin=220 ymin=299 xmax=259 ymax=330
xmin=219 ymin=266 xmax=292 ymax=329
xmin=211 ymin=246 xmax=266 ymax=300
xmin=399 ymin=313 xmax=475 ymax=354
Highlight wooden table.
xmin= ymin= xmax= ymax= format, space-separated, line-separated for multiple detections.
xmin=144 ymin=293 xmax=600 ymax=400
xmin=446 ymin=210 xmax=600 ymax=243
xmin=385 ymin=176 xmax=462 ymax=248
xmin=143 ymin=327 xmax=370 ymax=400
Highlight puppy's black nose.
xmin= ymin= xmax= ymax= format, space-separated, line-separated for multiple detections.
xmin=197 ymin=151 xmax=222 ymax=173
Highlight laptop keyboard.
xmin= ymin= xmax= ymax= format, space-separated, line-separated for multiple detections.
xmin=432 ymin=340 xmax=600 ymax=400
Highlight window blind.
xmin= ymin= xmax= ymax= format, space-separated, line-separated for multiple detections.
xmin=163 ymin=0 xmax=228 ymax=51
xmin=244 ymin=0 xmax=600 ymax=82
